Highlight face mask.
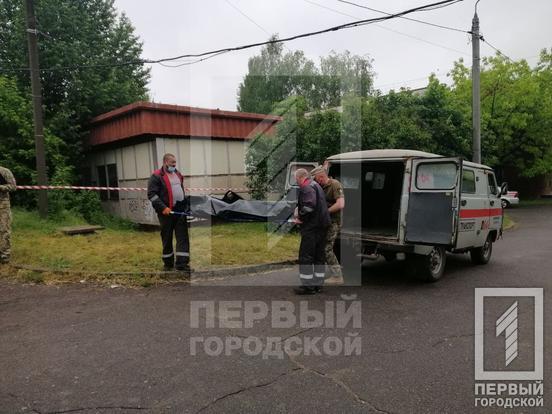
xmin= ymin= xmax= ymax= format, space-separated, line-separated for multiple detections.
xmin=167 ymin=166 xmax=176 ymax=173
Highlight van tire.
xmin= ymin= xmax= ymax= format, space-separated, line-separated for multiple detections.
xmin=415 ymin=246 xmax=447 ymax=282
xmin=382 ymin=252 xmax=396 ymax=262
xmin=470 ymin=236 xmax=493 ymax=264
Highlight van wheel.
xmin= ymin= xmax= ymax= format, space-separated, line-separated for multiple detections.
xmin=416 ymin=246 xmax=446 ymax=282
xmin=470 ymin=236 xmax=493 ymax=264
xmin=382 ymin=252 xmax=396 ymax=262
xmin=501 ymin=199 xmax=510 ymax=209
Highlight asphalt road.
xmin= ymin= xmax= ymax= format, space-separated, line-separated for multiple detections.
xmin=1 ymin=205 xmax=551 ymax=413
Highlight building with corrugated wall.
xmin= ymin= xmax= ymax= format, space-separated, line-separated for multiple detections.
xmin=85 ymin=101 xmax=281 ymax=225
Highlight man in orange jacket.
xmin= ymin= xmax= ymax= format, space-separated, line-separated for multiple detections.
xmin=148 ymin=153 xmax=190 ymax=272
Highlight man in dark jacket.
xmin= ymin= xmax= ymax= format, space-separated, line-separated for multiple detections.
xmin=293 ymin=168 xmax=330 ymax=295
xmin=148 ymin=153 xmax=190 ymax=271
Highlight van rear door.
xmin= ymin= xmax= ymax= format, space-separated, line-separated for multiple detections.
xmin=405 ymin=157 xmax=462 ymax=246
xmin=284 ymin=162 xmax=319 ymax=191
xmin=284 ymin=162 xmax=319 ymax=202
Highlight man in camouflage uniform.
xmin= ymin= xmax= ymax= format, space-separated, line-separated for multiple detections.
xmin=311 ymin=165 xmax=345 ymax=285
xmin=0 ymin=166 xmax=16 ymax=264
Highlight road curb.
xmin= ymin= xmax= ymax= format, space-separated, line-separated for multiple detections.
xmin=9 ymin=260 xmax=298 ymax=280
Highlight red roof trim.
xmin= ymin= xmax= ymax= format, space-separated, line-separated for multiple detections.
xmin=90 ymin=101 xmax=282 ymax=124
xmin=87 ymin=101 xmax=281 ymax=147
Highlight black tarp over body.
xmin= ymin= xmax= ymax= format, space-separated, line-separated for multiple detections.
xmin=187 ymin=192 xmax=294 ymax=223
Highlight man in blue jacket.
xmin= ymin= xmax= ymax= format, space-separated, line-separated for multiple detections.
xmin=147 ymin=153 xmax=190 ymax=272
xmin=293 ymin=168 xmax=330 ymax=295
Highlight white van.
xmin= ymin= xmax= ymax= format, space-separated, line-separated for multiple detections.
xmin=290 ymin=149 xmax=505 ymax=282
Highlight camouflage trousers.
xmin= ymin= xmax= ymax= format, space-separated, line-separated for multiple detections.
xmin=0 ymin=202 xmax=11 ymax=263
xmin=325 ymin=221 xmax=342 ymax=277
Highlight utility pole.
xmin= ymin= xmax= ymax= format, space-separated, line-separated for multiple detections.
xmin=471 ymin=1 xmax=481 ymax=164
xmin=24 ymin=0 xmax=48 ymax=218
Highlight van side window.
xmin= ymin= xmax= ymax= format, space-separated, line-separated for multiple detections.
xmin=462 ymin=169 xmax=476 ymax=194
xmin=487 ymin=172 xmax=499 ymax=196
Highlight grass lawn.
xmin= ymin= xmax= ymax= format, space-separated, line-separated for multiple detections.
xmin=503 ymin=214 xmax=514 ymax=230
xmin=1 ymin=207 xmax=521 ymax=285
xmin=6 ymin=209 xmax=299 ymax=278
xmin=518 ymin=198 xmax=552 ymax=207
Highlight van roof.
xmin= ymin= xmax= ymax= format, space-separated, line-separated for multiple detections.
xmin=327 ymin=149 xmax=493 ymax=170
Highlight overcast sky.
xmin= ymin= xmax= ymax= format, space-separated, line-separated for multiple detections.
xmin=113 ymin=0 xmax=552 ymax=111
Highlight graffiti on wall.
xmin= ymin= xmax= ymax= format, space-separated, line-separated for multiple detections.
xmin=126 ymin=197 xmax=157 ymax=224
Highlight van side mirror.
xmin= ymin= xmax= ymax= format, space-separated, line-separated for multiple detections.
xmin=500 ymin=182 xmax=508 ymax=196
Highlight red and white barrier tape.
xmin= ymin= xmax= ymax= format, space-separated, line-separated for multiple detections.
xmin=16 ymin=185 xmax=249 ymax=193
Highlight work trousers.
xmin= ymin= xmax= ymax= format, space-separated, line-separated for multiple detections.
xmin=158 ymin=213 xmax=190 ymax=268
xmin=298 ymin=226 xmax=328 ymax=287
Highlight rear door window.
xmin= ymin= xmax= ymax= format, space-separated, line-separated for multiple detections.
xmin=286 ymin=162 xmax=318 ymax=188
xmin=365 ymin=171 xmax=385 ymax=190
xmin=416 ymin=162 xmax=457 ymax=190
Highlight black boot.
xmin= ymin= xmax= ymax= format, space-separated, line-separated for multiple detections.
xmin=294 ymin=286 xmax=317 ymax=295
xmin=176 ymin=263 xmax=191 ymax=272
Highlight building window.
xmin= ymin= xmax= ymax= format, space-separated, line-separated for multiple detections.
xmin=97 ymin=166 xmax=108 ymax=201
xmin=96 ymin=164 xmax=119 ymax=201
xmin=107 ymin=164 xmax=119 ymax=201
xmin=79 ymin=167 xmax=93 ymax=186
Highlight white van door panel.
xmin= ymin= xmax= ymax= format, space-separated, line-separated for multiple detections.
xmin=486 ymin=171 xmax=503 ymax=233
xmin=405 ymin=157 xmax=462 ymax=246
xmin=456 ymin=169 xmax=503 ymax=249
xmin=456 ymin=167 xmax=486 ymax=249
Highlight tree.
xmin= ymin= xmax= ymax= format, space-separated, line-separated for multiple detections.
xmin=245 ymin=96 xmax=308 ymax=198
xmin=237 ymin=37 xmax=374 ymax=114
xmin=244 ymin=47 xmax=552 ymax=196
xmin=361 ymin=89 xmax=432 ymax=152
xmin=313 ymin=51 xmax=374 ymax=109
xmin=449 ymin=53 xmax=552 ymax=177
xmin=237 ymin=36 xmax=317 ymax=114
xmin=418 ymin=75 xmax=471 ymax=158
xmin=0 ymin=75 xmax=64 ymax=206
xmin=0 ymin=0 xmax=150 ymax=165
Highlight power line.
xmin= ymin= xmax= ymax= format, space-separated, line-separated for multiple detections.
xmin=158 ymin=51 xmax=230 ymax=68
xmin=160 ymin=0 xmax=282 ymax=68
xmin=224 ymin=0 xmax=271 ymax=37
xmin=374 ymin=73 xmax=449 ymax=89
xmin=303 ymin=0 xmax=469 ymax=56
xmin=0 ymin=0 xmax=464 ymax=73
xmin=335 ymin=0 xmax=468 ymax=34
xmin=480 ymin=37 xmax=513 ymax=61
xmin=419 ymin=0 xmax=465 ymax=12
xmin=144 ymin=0 xmax=465 ymax=63
xmin=223 ymin=0 xmax=292 ymax=53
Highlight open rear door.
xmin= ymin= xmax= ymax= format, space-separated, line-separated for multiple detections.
xmin=405 ymin=157 xmax=462 ymax=246
xmin=285 ymin=162 xmax=319 ymax=191
xmin=284 ymin=162 xmax=318 ymax=202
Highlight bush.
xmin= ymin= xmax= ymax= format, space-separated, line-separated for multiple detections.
xmin=45 ymin=165 xmax=136 ymax=230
